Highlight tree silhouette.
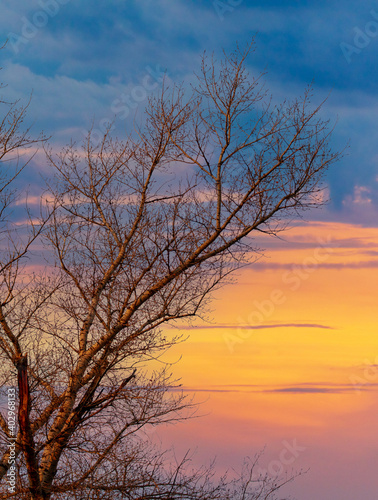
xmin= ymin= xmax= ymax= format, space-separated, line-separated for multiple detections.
xmin=0 ymin=44 xmax=340 ymax=499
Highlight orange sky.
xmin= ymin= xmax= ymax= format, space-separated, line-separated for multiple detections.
xmin=155 ymin=220 xmax=378 ymax=499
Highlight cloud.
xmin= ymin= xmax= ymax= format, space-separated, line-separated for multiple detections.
xmin=249 ymin=260 xmax=378 ymax=271
xmin=172 ymin=323 xmax=334 ymax=330
xmin=258 ymin=383 xmax=378 ymax=394
xmin=361 ymin=250 xmax=378 ymax=257
xmin=1 ymin=0 xmax=378 ymax=225
xmin=267 ymin=387 xmax=349 ymax=394
xmin=175 ymin=382 xmax=378 ymax=394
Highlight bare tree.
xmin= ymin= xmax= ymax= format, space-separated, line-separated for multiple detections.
xmin=0 ymin=76 xmax=45 ymax=272
xmin=0 ymin=44 xmax=340 ymax=499
xmin=0 ymin=56 xmax=47 ymax=498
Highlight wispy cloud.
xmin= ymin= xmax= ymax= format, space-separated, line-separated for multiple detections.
xmin=267 ymin=386 xmax=350 ymax=394
xmin=173 ymin=323 xmax=334 ymax=331
xmin=175 ymin=382 xmax=378 ymax=394
xmin=249 ymin=260 xmax=378 ymax=271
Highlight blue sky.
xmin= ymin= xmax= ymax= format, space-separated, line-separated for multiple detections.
xmin=1 ymin=0 xmax=378 ymax=223
xmin=2 ymin=4 xmax=378 ymax=500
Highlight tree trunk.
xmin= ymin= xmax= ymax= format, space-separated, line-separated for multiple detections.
xmin=17 ymin=355 xmax=45 ymax=499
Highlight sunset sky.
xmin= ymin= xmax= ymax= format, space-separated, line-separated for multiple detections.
xmin=1 ymin=1 xmax=378 ymax=498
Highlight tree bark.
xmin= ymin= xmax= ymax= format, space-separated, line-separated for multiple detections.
xmin=17 ymin=355 xmax=44 ymax=500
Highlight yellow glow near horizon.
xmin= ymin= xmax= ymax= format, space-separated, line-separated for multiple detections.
xmin=162 ymin=220 xmax=378 ymax=403
xmin=152 ymin=220 xmax=378 ymax=500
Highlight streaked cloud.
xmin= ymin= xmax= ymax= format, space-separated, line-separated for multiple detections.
xmin=171 ymin=323 xmax=334 ymax=331
xmin=175 ymin=382 xmax=378 ymax=394
xmin=249 ymin=260 xmax=378 ymax=271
